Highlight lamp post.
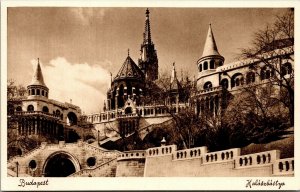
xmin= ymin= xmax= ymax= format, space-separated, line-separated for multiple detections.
xmin=16 ymin=161 xmax=19 ymax=177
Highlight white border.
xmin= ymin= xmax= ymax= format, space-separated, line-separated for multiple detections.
xmin=1 ymin=0 xmax=299 ymax=190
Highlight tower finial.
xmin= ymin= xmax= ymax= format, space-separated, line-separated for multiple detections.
xmin=128 ymin=49 xmax=130 ymax=57
xmin=146 ymin=8 xmax=149 ymax=17
xmin=37 ymin=58 xmax=40 ymax=64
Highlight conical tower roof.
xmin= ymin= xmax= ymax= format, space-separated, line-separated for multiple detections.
xmin=29 ymin=59 xmax=47 ymax=87
xmin=114 ymin=53 xmax=145 ymax=81
xmin=201 ymin=24 xmax=222 ymax=58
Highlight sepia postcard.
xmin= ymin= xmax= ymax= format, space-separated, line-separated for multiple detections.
xmin=1 ymin=0 xmax=299 ymax=191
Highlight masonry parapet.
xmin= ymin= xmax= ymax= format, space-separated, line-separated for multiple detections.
xmin=174 ymin=146 xmax=207 ymax=161
xmin=273 ymin=157 xmax=294 ymax=176
xmin=203 ymin=148 xmax=240 ymax=164
xmin=235 ymin=150 xmax=280 ymax=169
xmin=146 ymin=145 xmax=177 ymax=157
xmin=117 ymin=150 xmax=146 ymax=161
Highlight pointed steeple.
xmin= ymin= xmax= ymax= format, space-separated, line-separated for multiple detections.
xmin=30 ymin=58 xmax=47 ymax=87
xmin=171 ymin=62 xmax=176 ymax=83
xmin=143 ymin=8 xmax=152 ymax=45
xmin=138 ymin=8 xmax=159 ymax=81
xmin=27 ymin=58 xmax=49 ymax=98
xmin=202 ymin=24 xmax=221 ymax=58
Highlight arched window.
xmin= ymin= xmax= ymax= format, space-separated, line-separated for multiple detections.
xmin=261 ymin=66 xmax=273 ymax=80
xmin=281 ymin=62 xmax=292 ymax=76
xmin=42 ymin=90 xmax=44 ymax=96
xmin=56 ymin=110 xmax=61 ymax=116
xmin=42 ymin=106 xmax=49 ymax=113
xmin=204 ymin=61 xmax=208 ymax=70
xmin=32 ymin=89 xmax=35 ymax=95
xmin=220 ymin=79 xmax=229 ymax=89
xmin=37 ymin=89 xmax=40 ymax=95
xmin=246 ymin=72 xmax=255 ymax=84
xmin=210 ymin=60 xmax=215 ymax=69
xmin=27 ymin=105 xmax=34 ymax=112
xmin=199 ymin=64 xmax=202 ymax=72
xmin=203 ymin=81 xmax=212 ymax=90
xmin=16 ymin=106 xmax=22 ymax=112
xmin=231 ymin=73 xmax=244 ymax=88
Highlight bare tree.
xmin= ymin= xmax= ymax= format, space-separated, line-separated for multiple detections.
xmin=240 ymin=9 xmax=294 ymax=125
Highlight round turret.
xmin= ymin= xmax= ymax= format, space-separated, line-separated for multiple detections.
xmin=197 ymin=24 xmax=224 ymax=75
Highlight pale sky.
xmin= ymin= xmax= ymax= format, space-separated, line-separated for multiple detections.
xmin=7 ymin=8 xmax=288 ymax=113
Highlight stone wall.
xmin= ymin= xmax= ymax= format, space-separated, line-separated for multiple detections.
xmin=116 ymin=151 xmax=146 ymax=177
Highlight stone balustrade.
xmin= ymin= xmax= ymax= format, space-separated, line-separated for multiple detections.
xmin=14 ymin=111 xmax=60 ymax=120
xmin=235 ymin=150 xmax=280 ymax=168
xmin=8 ymin=145 xmax=43 ymax=164
xmin=273 ymin=158 xmax=294 ymax=175
xmin=146 ymin=145 xmax=177 ymax=157
xmin=174 ymin=146 xmax=207 ymax=160
xmin=197 ymin=86 xmax=223 ymax=96
xmin=203 ymin=148 xmax=240 ymax=164
xmin=117 ymin=150 xmax=146 ymax=160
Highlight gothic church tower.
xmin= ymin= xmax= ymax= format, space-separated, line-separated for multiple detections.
xmin=138 ymin=9 xmax=159 ymax=81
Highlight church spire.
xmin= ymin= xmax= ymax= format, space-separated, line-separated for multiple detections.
xmin=143 ymin=8 xmax=152 ymax=45
xmin=138 ymin=8 xmax=159 ymax=81
xmin=201 ymin=24 xmax=222 ymax=58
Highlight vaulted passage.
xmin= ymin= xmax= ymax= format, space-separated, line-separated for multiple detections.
xmin=44 ymin=153 xmax=78 ymax=177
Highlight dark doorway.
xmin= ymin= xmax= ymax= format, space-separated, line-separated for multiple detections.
xmin=125 ymin=107 xmax=132 ymax=114
xmin=44 ymin=153 xmax=77 ymax=177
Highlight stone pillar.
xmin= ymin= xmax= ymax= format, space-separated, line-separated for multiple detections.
xmin=34 ymin=118 xmax=37 ymax=135
xmin=176 ymin=95 xmax=179 ymax=113
xmin=115 ymin=96 xmax=118 ymax=111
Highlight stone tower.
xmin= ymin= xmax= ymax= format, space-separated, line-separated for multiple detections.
xmin=138 ymin=8 xmax=159 ymax=82
xmin=27 ymin=58 xmax=49 ymax=99
xmin=197 ymin=24 xmax=224 ymax=78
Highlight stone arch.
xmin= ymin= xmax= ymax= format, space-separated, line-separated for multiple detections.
xmin=203 ymin=81 xmax=212 ymax=90
xmin=42 ymin=151 xmax=81 ymax=177
xmin=42 ymin=106 xmax=49 ymax=113
xmin=281 ymin=62 xmax=292 ymax=76
xmin=231 ymin=73 xmax=244 ymax=88
xmin=220 ymin=78 xmax=229 ymax=89
xmin=125 ymin=107 xmax=132 ymax=114
xmin=246 ymin=71 xmax=255 ymax=84
xmin=16 ymin=106 xmax=22 ymax=112
xmin=210 ymin=59 xmax=215 ymax=69
xmin=67 ymin=112 xmax=77 ymax=126
xmin=27 ymin=105 xmax=34 ymax=112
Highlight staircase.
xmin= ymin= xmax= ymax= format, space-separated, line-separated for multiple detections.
xmin=68 ymin=158 xmax=118 ymax=177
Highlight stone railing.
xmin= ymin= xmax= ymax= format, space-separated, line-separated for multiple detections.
xmin=14 ymin=111 xmax=60 ymax=120
xmin=69 ymin=157 xmax=117 ymax=177
xmin=117 ymin=150 xmax=146 ymax=160
xmin=174 ymin=146 xmax=207 ymax=160
xmin=235 ymin=150 xmax=280 ymax=168
xmin=8 ymin=145 xmax=43 ymax=164
xmin=146 ymin=145 xmax=177 ymax=157
xmin=197 ymin=86 xmax=223 ymax=95
xmin=273 ymin=158 xmax=294 ymax=175
xmin=203 ymin=148 xmax=240 ymax=164
xmin=116 ymin=113 xmax=139 ymax=119
xmin=83 ymin=143 xmax=121 ymax=158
